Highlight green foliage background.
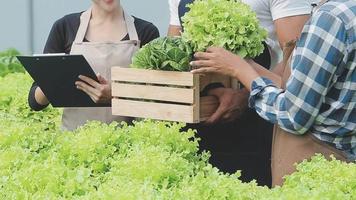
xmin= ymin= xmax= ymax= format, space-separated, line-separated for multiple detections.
xmin=0 ymin=48 xmax=25 ymax=77
xmin=0 ymin=49 xmax=355 ymax=199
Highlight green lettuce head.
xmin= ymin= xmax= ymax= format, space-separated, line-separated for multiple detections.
xmin=181 ymin=0 xmax=267 ymax=58
xmin=131 ymin=37 xmax=193 ymax=72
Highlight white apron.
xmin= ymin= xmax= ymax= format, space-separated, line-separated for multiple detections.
xmin=62 ymin=8 xmax=140 ymax=131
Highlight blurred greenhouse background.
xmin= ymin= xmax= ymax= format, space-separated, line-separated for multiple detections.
xmin=0 ymin=0 xmax=169 ymax=54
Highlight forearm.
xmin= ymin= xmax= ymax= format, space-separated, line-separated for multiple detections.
xmin=28 ymin=83 xmax=49 ymax=111
xmin=246 ymin=59 xmax=282 ymax=87
xmin=35 ymin=87 xmax=49 ymax=106
xmin=232 ymin=59 xmax=261 ymax=92
xmin=167 ymin=25 xmax=182 ymax=37
xmin=271 ymin=62 xmax=285 ymax=77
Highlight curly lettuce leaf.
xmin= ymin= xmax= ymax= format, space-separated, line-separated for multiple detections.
xmin=131 ymin=37 xmax=193 ymax=71
xmin=182 ymin=0 xmax=267 ymax=58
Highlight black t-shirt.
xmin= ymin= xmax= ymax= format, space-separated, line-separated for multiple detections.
xmin=44 ymin=12 xmax=159 ymax=53
xmin=28 ymin=12 xmax=160 ymax=111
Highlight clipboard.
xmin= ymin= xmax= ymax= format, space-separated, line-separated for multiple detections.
xmin=17 ymin=54 xmax=110 ymax=107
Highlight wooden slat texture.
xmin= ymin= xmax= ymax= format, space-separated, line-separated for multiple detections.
xmin=200 ymin=73 xmax=231 ymax=91
xmin=199 ymin=96 xmax=219 ymax=121
xmin=112 ymin=67 xmax=195 ymax=86
xmin=112 ymin=99 xmax=197 ymax=123
xmin=110 ymin=67 xmax=230 ymax=123
xmin=231 ymin=78 xmax=240 ymax=90
xmin=112 ymin=83 xmax=195 ymax=104
xmin=193 ymin=75 xmax=200 ymax=122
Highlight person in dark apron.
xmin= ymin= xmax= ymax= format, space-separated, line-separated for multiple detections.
xmin=190 ymin=0 xmax=356 ymax=187
xmin=178 ymin=0 xmax=273 ymax=187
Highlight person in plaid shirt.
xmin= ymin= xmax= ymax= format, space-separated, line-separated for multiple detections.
xmin=190 ymin=0 xmax=355 ymax=186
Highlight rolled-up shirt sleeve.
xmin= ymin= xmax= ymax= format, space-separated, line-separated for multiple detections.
xmin=270 ymin=0 xmax=312 ymax=21
xmin=249 ymin=11 xmax=347 ymax=135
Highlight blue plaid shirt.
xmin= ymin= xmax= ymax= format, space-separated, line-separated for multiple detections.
xmin=249 ymin=0 xmax=356 ymax=160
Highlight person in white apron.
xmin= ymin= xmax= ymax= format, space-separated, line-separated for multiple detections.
xmin=62 ymin=8 xmax=139 ymax=130
xmin=28 ymin=0 xmax=159 ymax=130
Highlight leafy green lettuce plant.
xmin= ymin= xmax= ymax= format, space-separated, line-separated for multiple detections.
xmin=0 ymin=73 xmax=62 ymax=128
xmin=181 ymin=0 xmax=267 ymax=58
xmin=0 ymin=48 xmax=25 ymax=77
xmin=1 ymin=70 xmax=355 ymax=199
xmin=131 ymin=37 xmax=193 ymax=71
xmin=267 ymin=155 xmax=356 ymax=200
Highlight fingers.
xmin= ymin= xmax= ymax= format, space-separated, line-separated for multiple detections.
xmin=205 ymin=103 xmax=228 ymax=124
xmin=76 ymin=76 xmax=112 ymax=104
xmin=190 ymin=60 xmax=214 ymax=69
xmin=191 ymin=67 xmax=217 ymax=74
xmin=79 ymin=75 xmax=101 ymax=88
xmin=194 ymin=52 xmax=212 ymax=60
xmin=194 ymin=46 xmax=222 ymax=59
xmin=76 ymin=85 xmax=100 ymax=103
xmin=76 ymin=81 xmax=99 ymax=98
xmin=97 ymin=73 xmax=108 ymax=84
xmin=223 ymin=105 xmax=246 ymax=122
xmin=206 ymin=46 xmax=222 ymax=53
xmin=222 ymin=111 xmax=237 ymax=123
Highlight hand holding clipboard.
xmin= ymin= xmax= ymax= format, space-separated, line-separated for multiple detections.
xmin=17 ymin=54 xmax=110 ymax=107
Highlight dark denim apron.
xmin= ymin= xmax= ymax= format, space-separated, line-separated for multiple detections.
xmin=179 ymin=0 xmax=273 ymax=187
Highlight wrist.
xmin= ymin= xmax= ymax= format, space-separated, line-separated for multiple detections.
xmin=240 ymin=88 xmax=250 ymax=96
xmin=235 ymin=89 xmax=249 ymax=110
xmin=231 ymin=56 xmax=245 ymax=79
xmin=232 ymin=68 xmax=240 ymax=80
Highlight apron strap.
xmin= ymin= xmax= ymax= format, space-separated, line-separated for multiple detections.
xmin=124 ymin=11 xmax=139 ymax=41
xmin=280 ymin=40 xmax=297 ymax=89
xmin=74 ymin=8 xmax=92 ymax=43
xmin=73 ymin=7 xmax=139 ymax=43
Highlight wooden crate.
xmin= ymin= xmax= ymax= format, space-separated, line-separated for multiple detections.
xmin=111 ymin=67 xmax=238 ymax=123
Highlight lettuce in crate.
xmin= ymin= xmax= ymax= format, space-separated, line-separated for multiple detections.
xmin=131 ymin=37 xmax=193 ymax=72
xmin=182 ymin=0 xmax=267 ymax=58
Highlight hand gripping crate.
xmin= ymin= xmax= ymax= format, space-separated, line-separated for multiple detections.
xmin=111 ymin=67 xmax=238 ymax=123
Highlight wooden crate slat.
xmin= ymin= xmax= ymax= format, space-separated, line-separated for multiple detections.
xmin=200 ymin=73 xmax=232 ymax=90
xmin=193 ymin=75 xmax=200 ymax=122
xmin=112 ymin=67 xmax=195 ymax=86
xmin=110 ymin=67 xmax=233 ymax=123
xmin=112 ymin=99 xmax=197 ymax=123
xmin=112 ymin=83 xmax=195 ymax=104
xmin=231 ymin=78 xmax=240 ymax=89
xmin=199 ymin=96 xmax=219 ymax=121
